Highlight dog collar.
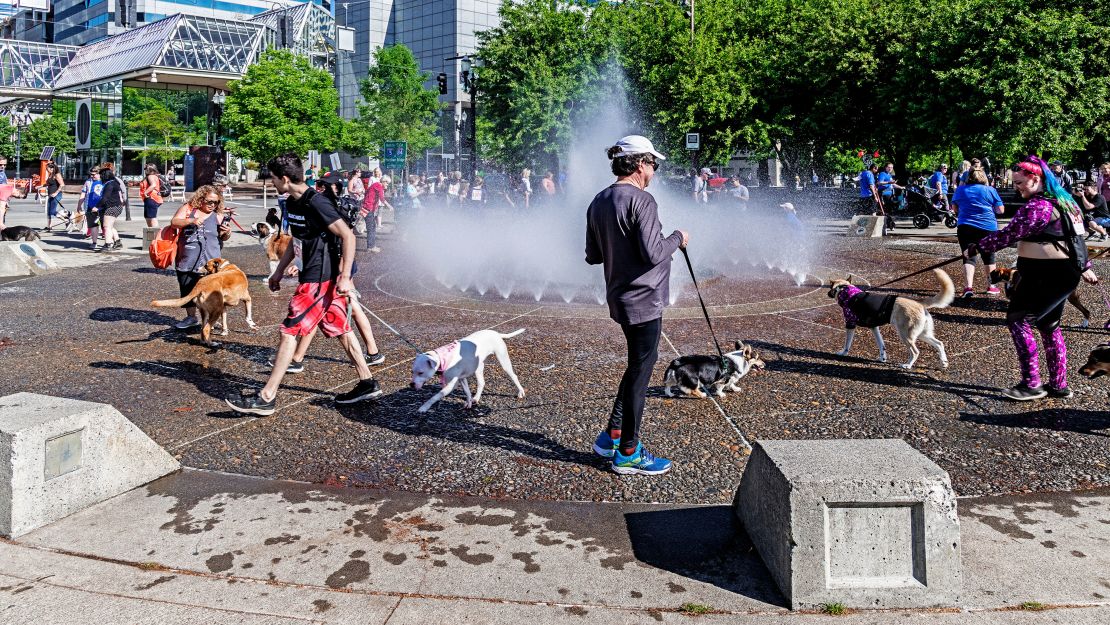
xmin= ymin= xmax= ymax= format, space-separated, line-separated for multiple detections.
xmin=431 ymin=341 xmax=460 ymax=384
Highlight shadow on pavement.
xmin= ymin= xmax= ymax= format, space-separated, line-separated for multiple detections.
xmin=91 ymin=306 xmax=179 ymax=326
xmin=624 ymin=506 xmax=786 ymax=608
xmin=960 ymin=408 xmax=1110 ymax=437
xmin=88 ymin=360 xmax=324 ymax=404
xmin=331 ymin=391 xmax=604 ymax=469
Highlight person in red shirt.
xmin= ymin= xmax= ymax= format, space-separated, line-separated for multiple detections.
xmin=360 ymin=174 xmax=394 ymax=253
xmin=139 ymin=164 xmax=165 ymax=228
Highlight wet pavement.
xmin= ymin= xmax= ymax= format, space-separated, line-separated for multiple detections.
xmin=2 ymin=225 xmax=1110 ymax=504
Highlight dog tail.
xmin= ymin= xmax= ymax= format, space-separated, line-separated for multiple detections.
xmin=151 ymin=283 xmax=205 ymax=308
xmin=924 ymin=269 xmax=955 ymax=310
xmin=499 ymin=328 xmax=526 ymax=339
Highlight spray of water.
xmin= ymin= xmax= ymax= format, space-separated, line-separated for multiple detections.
xmin=402 ymin=66 xmax=822 ymax=304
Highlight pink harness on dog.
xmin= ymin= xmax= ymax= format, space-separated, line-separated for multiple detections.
xmin=431 ymin=341 xmax=460 ymax=384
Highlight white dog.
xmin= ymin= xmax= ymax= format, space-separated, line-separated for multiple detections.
xmin=411 ymin=329 xmax=527 ymax=412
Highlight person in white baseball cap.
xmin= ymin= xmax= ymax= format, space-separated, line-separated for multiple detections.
xmin=584 ymin=135 xmax=688 ymax=477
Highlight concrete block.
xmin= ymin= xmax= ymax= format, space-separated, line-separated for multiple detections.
xmin=0 ymin=241 xmax=58 ymax=278
xmin=734 ymin=439 xmax=960 ymax=610
xmin=847 ymin=215 xmax=885 ymax=237
xmin=0 ymin=393 xmax=180 ymax=537
xmin=142 ymin=226 xmax=161 ymax=251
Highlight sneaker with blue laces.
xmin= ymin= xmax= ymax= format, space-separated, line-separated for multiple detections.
xmin=592 ymin=431 xmax=618 ymax=458
xmin=612 ymin=443 xmax=672 ymax=476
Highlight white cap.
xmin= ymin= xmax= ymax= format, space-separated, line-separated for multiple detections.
xmin=380 ymin=175 xmax=391 ymax=183
xmin=611 ymin=135 xmax=666 ymax=161
xmin=700 ymin=167 xmax=712 ymax=175
xmin=779 ymin=202 xmax=795 ymax=211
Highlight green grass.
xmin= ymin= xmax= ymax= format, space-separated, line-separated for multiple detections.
xmin=1019 ymin=601 xmax=1046 ymax=611
xmin=819 ymin=602 xmax=847 ymax=615
xmin=678 ymin=602 xmax=712 ymax=615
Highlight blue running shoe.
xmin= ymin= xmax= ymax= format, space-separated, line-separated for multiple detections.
xmin=612 ymin=443 xmax=672 ymax=476
xmin=592 ymin=430 xmax=618 ymax=458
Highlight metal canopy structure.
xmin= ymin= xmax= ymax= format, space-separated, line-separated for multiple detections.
xmin=0 ymin=40 xmax=79 ymax=99
xmin=251 ymin=3 xmax=337 ymax=71
xmin=53 ymin=15 xmax=274 ymax=94
xmin=0 ymin=4 xmax=335 ymax=100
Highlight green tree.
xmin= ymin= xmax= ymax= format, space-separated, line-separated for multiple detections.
xmin=0 ymin=117 xmax=14 ymax=159
xmin=129 ymin=106 xmax=187 ymax=166
xmin=476 ymin=0 xmax=624 ymax=171
xmin=223 ymin=49 xmax=343 ymax=164
xmin=349 ymin=44 xmax=441 ymax=163
xmin=20 ymin=115 xmax=74 ymax=163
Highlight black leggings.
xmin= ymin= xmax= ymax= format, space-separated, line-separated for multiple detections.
xmin=607 ymin=317 xmax=662 ymax=453
xmin=1008 ymin=257 xmax=1080 ymax=331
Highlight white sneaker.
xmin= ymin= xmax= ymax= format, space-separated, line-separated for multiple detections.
xmin=174 ymin=316 xmax=200 ymax=330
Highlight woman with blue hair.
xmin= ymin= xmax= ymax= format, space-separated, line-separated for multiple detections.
xmin=967 ymin=156 xmax=1099 ymax=401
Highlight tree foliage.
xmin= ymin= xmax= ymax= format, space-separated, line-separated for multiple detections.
xmin=348 ymin=44 xmax=442 ymax=162
xmin=223 ymin=49 xmax=342 ymax=163
xmin=20 ymin=115 xmax=74 ymax=163
xmin=0 ymin=118 xmax=14 ymax=160
xmin=475 ymin=0 xmax=1110 ymax=174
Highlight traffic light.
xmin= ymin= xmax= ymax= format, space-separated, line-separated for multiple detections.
xmin=437 ymin=72 xmax=448 ymax=95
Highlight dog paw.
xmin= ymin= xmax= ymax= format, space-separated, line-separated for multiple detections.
xmin=836 ymin=349 xmax=849 ymax=357
xmin=1080 ymin=319 xmax=1090 ymax=328
xmin=516 ymin=391 xmax=525 ymax=399
xmin=417 ymin=405 xmax=430 ymax=413
xmin=878 ymin=355 xmax=887 ymax=363
xmin=940 ymin=361 xmax=949 ymax=369
xmin=900 ymin=363 xmax=913 ymax=370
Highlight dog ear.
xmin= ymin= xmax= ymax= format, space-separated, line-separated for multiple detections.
xmin=734 ymin=340 xmax=744 ymax=351
xmin=846 ymin=274 xmax=853 ymax=284
xmin=743 ymin=345 xmax=753 ymax=357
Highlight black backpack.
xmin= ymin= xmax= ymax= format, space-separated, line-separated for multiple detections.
xmin=158 ymin=174 xmax=171 ymax=196
xmin=1055 ymin=203 xmax=1090 ymax=274
xmin=338 ymin=194 xmax=362 ymax=228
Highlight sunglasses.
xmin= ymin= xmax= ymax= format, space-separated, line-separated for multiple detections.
xmin=204 ymin=199 xmax=219 ymax=205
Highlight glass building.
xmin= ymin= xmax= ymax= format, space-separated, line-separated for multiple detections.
xmin=338 ymin=0 xmax=501 ymax=118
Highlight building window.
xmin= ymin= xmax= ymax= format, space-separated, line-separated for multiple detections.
xmin=87 ymin=13 xmax=110 ymax=27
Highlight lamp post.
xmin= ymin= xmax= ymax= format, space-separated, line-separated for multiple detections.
xmin=460 ymin=56 xmax=479 ymax=182
xmin=13 ymin=107 xmax=31 ymax=176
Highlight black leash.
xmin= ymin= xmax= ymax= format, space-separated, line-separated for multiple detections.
xmin=872 ymin=255 xmax=963 ymax=289
xmin=680 ymin=247 xmax=725 ymax=359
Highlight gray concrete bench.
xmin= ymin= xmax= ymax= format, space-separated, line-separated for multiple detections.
xmin=734 ymin=439 xmax=961 ymax=609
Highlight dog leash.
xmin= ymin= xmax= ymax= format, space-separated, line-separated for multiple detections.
xmin=348 ymin=288 xmax=425 ymax=354
xmin=680 ymin=247 xmax=726 ymax=359
xmin=872 ymin=255 xmax=963 ymax=289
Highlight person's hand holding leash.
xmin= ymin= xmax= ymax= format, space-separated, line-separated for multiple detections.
xmin=268 ymin=272 xmax=282 ymax=292
xmin=1082 ymin=269 xmax=1099 ymax=285
xmin=678 ymin=230 xmax=690 ymax=249
xmin=336 ymin=274 xmax=355 ymax=296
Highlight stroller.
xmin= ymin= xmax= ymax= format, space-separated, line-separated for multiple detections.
xmin=885 ymin=179 xmax=956 ymax=230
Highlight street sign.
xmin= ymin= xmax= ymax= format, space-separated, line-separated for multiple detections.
xmin=382 ymin=141 xmax=407 ymax=169
xmin=685 ymin=133 xmax=700 ymax=150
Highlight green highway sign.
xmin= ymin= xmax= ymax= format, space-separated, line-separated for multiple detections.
xmin=382 ymin=141 xmax=407 ymax=169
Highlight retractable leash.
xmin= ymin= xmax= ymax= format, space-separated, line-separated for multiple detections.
xmin=871 ymin=255 xmax=964 ymax=289
xmin=680 ymin=247 xmax=726 ymax=360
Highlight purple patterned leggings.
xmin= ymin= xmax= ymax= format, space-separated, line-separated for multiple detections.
xmin=1007 ymin=319 xmax=1067 ymax=389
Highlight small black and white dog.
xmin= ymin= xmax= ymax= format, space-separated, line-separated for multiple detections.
xmin=0 ymin=225 xmax=40 ymax=241
xmin=663 ymin=341 xmax=765 ymax=399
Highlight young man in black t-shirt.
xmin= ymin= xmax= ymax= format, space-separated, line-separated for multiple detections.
xmin=226 ymin=153 xmax=381 ymax=415
xmin=1079 ymin=179 xmax=1109 ymax=240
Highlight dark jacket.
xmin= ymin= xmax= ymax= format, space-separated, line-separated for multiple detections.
xmin=585 ymin=183 xmax=683 ymax=325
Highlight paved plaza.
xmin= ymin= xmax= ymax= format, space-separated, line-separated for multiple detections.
xmin=2 ymin=195 xmax=1109 ymax=622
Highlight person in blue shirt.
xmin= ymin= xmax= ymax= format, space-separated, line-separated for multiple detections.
xmin=951 ymin=168 xmax=1004 ymax=297
xmin=928 ymin=164 xmax=950 ymax=209
xmin=876 ymin=162 xmax=903 ymax=213
xmin=857 ymin=163 xmax=881 ymax=215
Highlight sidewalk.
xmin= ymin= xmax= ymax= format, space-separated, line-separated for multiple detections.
xmin=3 ymin=469 xmax=1108 ymax=624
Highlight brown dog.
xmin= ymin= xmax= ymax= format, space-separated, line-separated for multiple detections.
xmin=990 ymin=266 xmax=1092 ymax=327
xmin=151 ymin=258 xmax=256 ymax=345
xmin=252 ymin=222 xmax=295 ymax=279
xmin=1078 ymin=344 xmax=1110 ymax=379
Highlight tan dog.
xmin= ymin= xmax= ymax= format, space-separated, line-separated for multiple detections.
xmin=828 ymin=269 xmax=954 ymax=369
xmin=152 ymin=258 xmax=256 ymax=345
xmin=252 ymin=222 xmax=296 ymax=280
